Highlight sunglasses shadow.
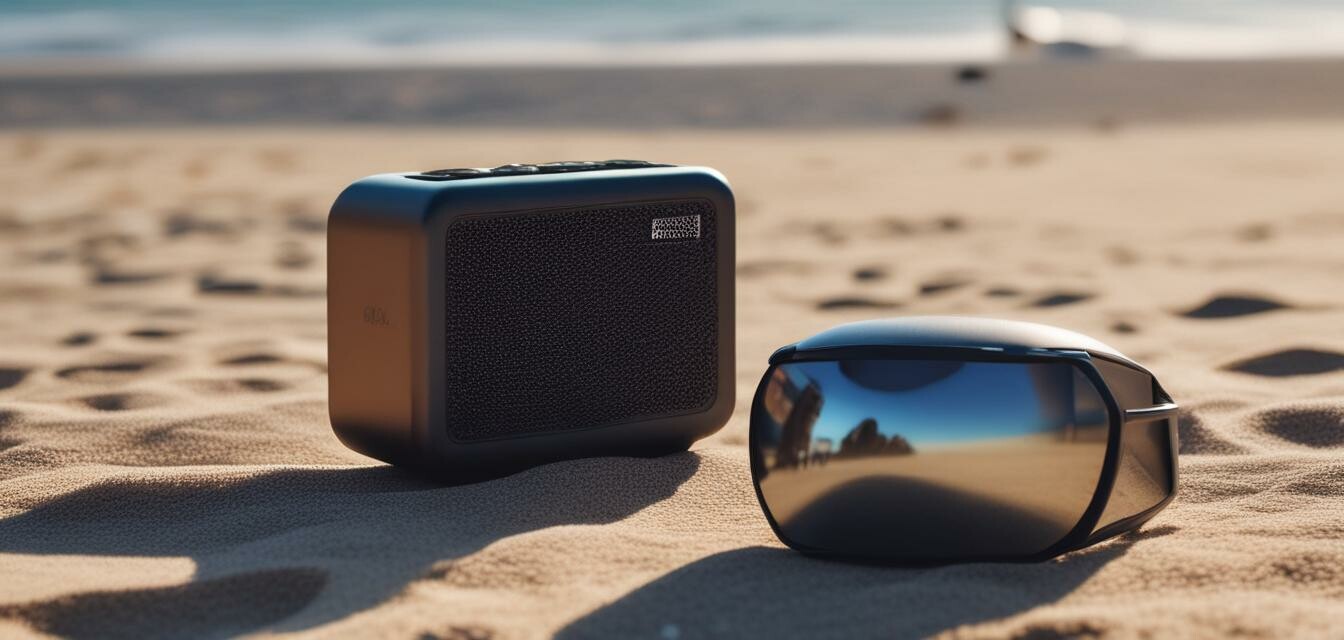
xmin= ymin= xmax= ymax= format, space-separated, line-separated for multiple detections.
xmin=557 ymin=538 xmax=1138 ymax=639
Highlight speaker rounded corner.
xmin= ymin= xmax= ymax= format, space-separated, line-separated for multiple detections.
xmin=695 ymin=386 xmax=736 ymax=440
xmin=683 ymin=167 xmax=735 ymax=215
xmin=329 ymin=414 xmax=413 ymax=466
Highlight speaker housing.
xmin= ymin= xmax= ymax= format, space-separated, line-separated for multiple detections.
xmin=328 ymin=162 xmax=734 ymax=478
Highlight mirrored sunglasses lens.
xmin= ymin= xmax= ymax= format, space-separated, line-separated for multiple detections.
xmin=752 ymin=359 xmax=1110 ymax=559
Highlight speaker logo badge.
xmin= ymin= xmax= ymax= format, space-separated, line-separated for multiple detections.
xmin=651 ymin=215 xmax=700 ymax=240
xmin=362 ymin=305 xmax=390 ymax=326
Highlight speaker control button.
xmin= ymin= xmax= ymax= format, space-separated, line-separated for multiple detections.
xmin=411 ymin=160 xmax=672 ymax=182
xmin=422 ymin=168 xmax=489 ymax=177
xmin=536 ymin=161 xmax=602 ymax=173
xmin=491 ymin=164 xmax=540 ymax=175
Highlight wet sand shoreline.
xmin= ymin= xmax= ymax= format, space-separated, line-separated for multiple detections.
xmin=3 ymin=58 xmax=1344 ymax=129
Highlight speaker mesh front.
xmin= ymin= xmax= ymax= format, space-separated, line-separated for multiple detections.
xmin=444 ymin=199 xmax=718 ymax=441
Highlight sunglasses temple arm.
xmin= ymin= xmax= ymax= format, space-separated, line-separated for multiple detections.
xmin=1123 ymin=402 xmax=1179 ymax=424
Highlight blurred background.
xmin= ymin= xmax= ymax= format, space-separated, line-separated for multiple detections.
xmin=3 ymin=0 xmax=1343 ymax=443
xmin=7 ymin=0 xmax=1344 ymax=65
xmin=4 ymin=0 xmax=1344 ymax=126
xmin=3 ymin=2 xmax=1344 ymax=638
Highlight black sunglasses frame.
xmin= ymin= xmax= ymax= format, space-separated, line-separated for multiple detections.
xmin=749 ymin=344 xmax=1179 ymax=565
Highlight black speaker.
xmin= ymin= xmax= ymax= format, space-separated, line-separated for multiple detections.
xmin=327 ymin=161 xmax=734 ymax=478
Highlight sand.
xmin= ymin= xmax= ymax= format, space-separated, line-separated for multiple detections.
xmin=2 ymin=115 xmax=1344 ymax=638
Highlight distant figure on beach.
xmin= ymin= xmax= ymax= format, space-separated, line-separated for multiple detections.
xmin=834 ymin=419 xmax=916 ymax=459
xmin=1003 ymin=1 xmax=1133 ymax=59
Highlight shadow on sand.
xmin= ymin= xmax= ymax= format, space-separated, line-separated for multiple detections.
xmin=0 ymin=453 xmax=701 ymax=638
xmin=558 ymin=537 xmax=1141 ymax=639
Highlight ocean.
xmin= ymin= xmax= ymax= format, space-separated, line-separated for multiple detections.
xmin=2 ymin=0 xmax=1343 ymax=66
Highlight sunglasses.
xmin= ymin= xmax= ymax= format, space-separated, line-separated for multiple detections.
xmin=749 ymin=317 xmax=1178 ymax=564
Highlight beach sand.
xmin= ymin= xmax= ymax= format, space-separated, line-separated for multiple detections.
xmin=2 ymin=79 xmax=1344 ymax=637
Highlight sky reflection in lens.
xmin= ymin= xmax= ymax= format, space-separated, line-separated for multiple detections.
xmin=753 ymin=359 xmax=1110 ymax=559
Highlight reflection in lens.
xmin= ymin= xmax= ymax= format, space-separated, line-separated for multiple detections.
xmin=752 ymin=359 xmax=1111 ymax=559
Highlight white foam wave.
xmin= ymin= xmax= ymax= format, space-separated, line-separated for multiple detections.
xmin=3 ymin=5 xmax=1344 ymax=68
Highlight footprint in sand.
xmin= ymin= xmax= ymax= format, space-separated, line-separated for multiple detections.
xmin=197 ymin=275 xmax=262 ymax=295
xmin=197 ymin=275 xmax=324 ymax=298
xmin=816 ymin=296 xmax=901 ymax=311
xmin=983 ymin=286 xmax=1021 ymax=298
xmin=934 ymin=214 xmax=965 ymax=232
xmin=1245 ymin=402 xmax=1344 ymax=449
xmin=80 ymin=392 xmax=166 ymax=412
xmin=1177 ymin=411 xmax=1249 ymax=455
xmin=219 ymin=350 xmax=325 ymax=374
xmin=56 ymin=358 xmax=166 ymax=383
xmin=238 ymin=378 xmax=288 ymax=392
xmin=0 ymin=568 xmax=326 ymax=640
xmin=1029 ymin=291 xmax=1094 ymax=308
xmin=1180 ymin=294 xmax=1290 ymax=319
xmin=1110 ymin=321 xmax=1139 ymax=334
xmin=220 ymin=353 xmax=286 ymax=366
xmin=0 ymin=368 xmax=30 ymax=392
xmin=1274 ymin=464 xmax=1344 ymax=498
xmin=852 ymin=266 xmax=888 ymax=282
xmin=877 ymin=214 xmax=965 ymax=237
xmin=1223 ymin=348 xmax=1344 ymax=377
xmin=180 ymin=378 xmax=290 ymax=395
xmin=61 ymin=332 xmax=98 ymax=347
xmin=93 ymin=268 xmax=171 ymax=286
xmin=127 ymin=328 xmax=185 ymax=340
xmin=919 ymin=277 xmax=972 ymax=296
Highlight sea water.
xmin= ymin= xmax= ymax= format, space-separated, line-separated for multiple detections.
xmin=1 ymin=0 xmax=1342 ymax=66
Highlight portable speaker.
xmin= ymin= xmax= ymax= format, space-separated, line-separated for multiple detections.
xmin=327 ymin=160 xmax=735 ymax=478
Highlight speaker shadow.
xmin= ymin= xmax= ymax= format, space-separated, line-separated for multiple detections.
xmin=0 ymin=452 xmax=701 ymax=638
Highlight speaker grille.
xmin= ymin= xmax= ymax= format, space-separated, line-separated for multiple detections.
xmin=443 ymin=199 xmax=718 ymax=441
